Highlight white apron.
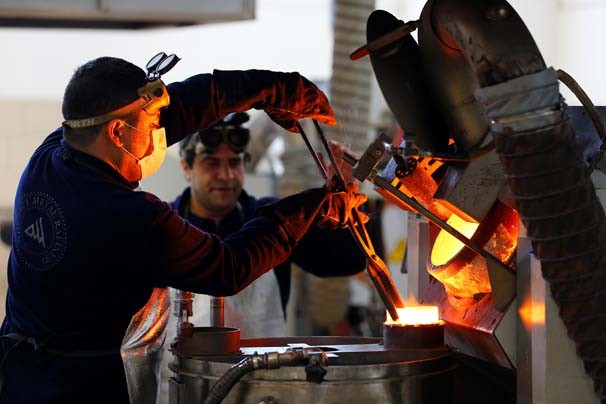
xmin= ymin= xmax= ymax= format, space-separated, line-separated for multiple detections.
xmin=223 ymin=270 xmax=287 ymax=338
xmin=157 ymin=270 xmax=286 ymax=403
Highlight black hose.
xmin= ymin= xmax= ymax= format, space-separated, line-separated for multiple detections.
xmin=557 ymin=69 xmax=606 ymax=174
xmin=203 ymin=356 xmax=256 ymax=404
xmin=202 ymin=350 xmax=307 ymax=404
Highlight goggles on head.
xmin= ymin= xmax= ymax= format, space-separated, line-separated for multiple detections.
xmin=63 ymin=52 xmax=180 ymax=129
xmin=182 ymin=112 xmax=251 ymax=156
xmin=196 ymin=125 xmax=250 ymax=154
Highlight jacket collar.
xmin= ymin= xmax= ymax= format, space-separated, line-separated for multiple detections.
xmin=60 ymin=139 xmax=139 ymax=190
xmin=173 ymin=188 xmax=254 ymax=237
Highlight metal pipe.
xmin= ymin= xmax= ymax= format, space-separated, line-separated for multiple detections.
xmin=210 ymin=296 xmax=225 ymax=328
xmin=295 ymin=122 xmax=329 ymax=180
xmin=173 ymin=289 xmax=194 ymax=337
xmin=312 ymin=120 xmax=346 ymax=185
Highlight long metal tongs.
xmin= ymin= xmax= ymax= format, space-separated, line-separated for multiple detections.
xmin=296 ymin=120 xmax=405 ymax=321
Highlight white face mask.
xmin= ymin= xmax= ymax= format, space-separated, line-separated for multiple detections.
xmin=121 ymin=124 xmax=167 ymax=181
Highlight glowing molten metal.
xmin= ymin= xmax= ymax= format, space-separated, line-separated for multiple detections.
xmin=426 ymin=202 xmax=519 ymax=304
xmin=430 ymin=214 xmax=479 ymax=266
xmin=385 ymin=306 xmax=442 ymax=326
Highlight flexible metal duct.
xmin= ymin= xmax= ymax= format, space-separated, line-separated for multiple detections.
xmin=328 ymin=0 xmax=375 ymax=151
xmin=421 ymin=0 xmax=606 ymax=399
xmin=294 ymin=0 xmax=376 ymax=335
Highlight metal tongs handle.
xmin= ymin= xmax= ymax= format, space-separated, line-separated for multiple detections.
xmin=296 ymin=121 xmax=404 ymax=320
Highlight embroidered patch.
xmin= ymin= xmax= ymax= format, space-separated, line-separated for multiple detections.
xmin=16 ymin=192 xmax=67 ymax=271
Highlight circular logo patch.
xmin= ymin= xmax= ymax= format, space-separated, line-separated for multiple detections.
xmin=16 ymin=192 xmax=67 ymax=271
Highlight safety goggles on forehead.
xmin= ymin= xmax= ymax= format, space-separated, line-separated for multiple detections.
xmin=63 ymin=52 xmax=180 ymax=129
xmin=194 ymin=125 xmax=250 ymax=154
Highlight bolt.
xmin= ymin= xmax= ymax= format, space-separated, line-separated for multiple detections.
xmin=486 ymin=5 xmax=509 ymax=21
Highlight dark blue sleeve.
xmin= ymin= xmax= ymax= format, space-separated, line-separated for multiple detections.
xmin=140 ymin=190 xmax=330 ymax=296
xmin=160 ymin=69 xmax=311 ymax=147
xmin=161 ymin=74 xmax=221 ymax=147
xmin=291 ymin=225 xmax=367 ymax=277
xmin=255 ymin=195 xmax=367 ymax=277
xmin=139 ymin=199 xmax=292 ymax=296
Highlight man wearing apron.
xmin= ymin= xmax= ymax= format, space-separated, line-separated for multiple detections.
xmin=151 ymin=113 xmax=367 ymax=402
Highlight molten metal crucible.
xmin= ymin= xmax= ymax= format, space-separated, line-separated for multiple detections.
xmin=385 ymin=306 xmax=441 ymax=326
xmin=427 ymin=202 xmax=518 ymax=306
xmin=430 ymin=214 xmax=480 ymax=267
xmin=383 ymin=306 xmax=445 ymax=349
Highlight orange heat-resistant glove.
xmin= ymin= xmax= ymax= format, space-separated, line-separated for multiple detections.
xmin=317 ymin=183 xmax=368 ymax=229
xmin=214 ymin=69 xmax=335 ymax=133
xmin=256 ymin=186 xmax=368 ymax=243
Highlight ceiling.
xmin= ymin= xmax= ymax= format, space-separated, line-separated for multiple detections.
xmin=0 ymin=0 xmax=255 ymax=29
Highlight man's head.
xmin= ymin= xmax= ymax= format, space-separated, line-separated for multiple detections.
xmin=61 ymin=56 xmax=171 ymax=182
xmin=179 ymin=113 xmax=251 ymax=221
xmin=62 ymin=57 xmax=148 ymax=144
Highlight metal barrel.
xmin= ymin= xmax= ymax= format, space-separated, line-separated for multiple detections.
xmin=168 ymin=335 xmax=456 ymax=404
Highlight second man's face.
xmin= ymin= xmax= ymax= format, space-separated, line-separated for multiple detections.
xmin=186 ymin=143 xmax=245 ymax=219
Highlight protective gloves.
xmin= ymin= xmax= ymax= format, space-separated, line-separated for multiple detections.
xmin=317 ymin=183 xmax=368 ymax=229
xmin=213 ymin=69 xmax=336 ymax=132
xmin=258 ymin=186 xmax=367 ymax=242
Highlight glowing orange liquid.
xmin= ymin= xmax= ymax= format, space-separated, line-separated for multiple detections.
xmin=385 ymin=306 xmax=441 ymax=326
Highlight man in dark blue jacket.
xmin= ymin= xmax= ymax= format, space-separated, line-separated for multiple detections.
xmin=156 ymin=113 xmax=368 ymax=403
xmin=0 ymin=54 xmax=366 ymax=404
xmin=171 ymin=112 xmax=366 ymax=337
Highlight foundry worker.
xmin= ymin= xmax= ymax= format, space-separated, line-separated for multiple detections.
xmin=146 ymin=112 xmax=368 ymax=404
xmin=170 ymin=112 xmax=367 ymax=337
xmin=155 ymin=113 xmax=368 ymax=403
xmin=0 ymin=53 xmax=367 ymax=404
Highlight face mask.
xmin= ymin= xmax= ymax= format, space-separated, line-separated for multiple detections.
xmin=121 ymin=123 xmax=167 ymax=181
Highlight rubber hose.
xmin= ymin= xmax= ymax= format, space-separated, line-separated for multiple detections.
xmin=203 ymin=357 xmax=256 ymax=404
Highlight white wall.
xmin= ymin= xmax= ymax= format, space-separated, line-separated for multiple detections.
xmin=0 ymin=0 xmax=333 ymax=101
xmin=0 ymin=100 xmax=63 ymax=207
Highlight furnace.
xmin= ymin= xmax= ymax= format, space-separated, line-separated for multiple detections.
xmin=167 ymin=0 xmax=606 ymax=403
